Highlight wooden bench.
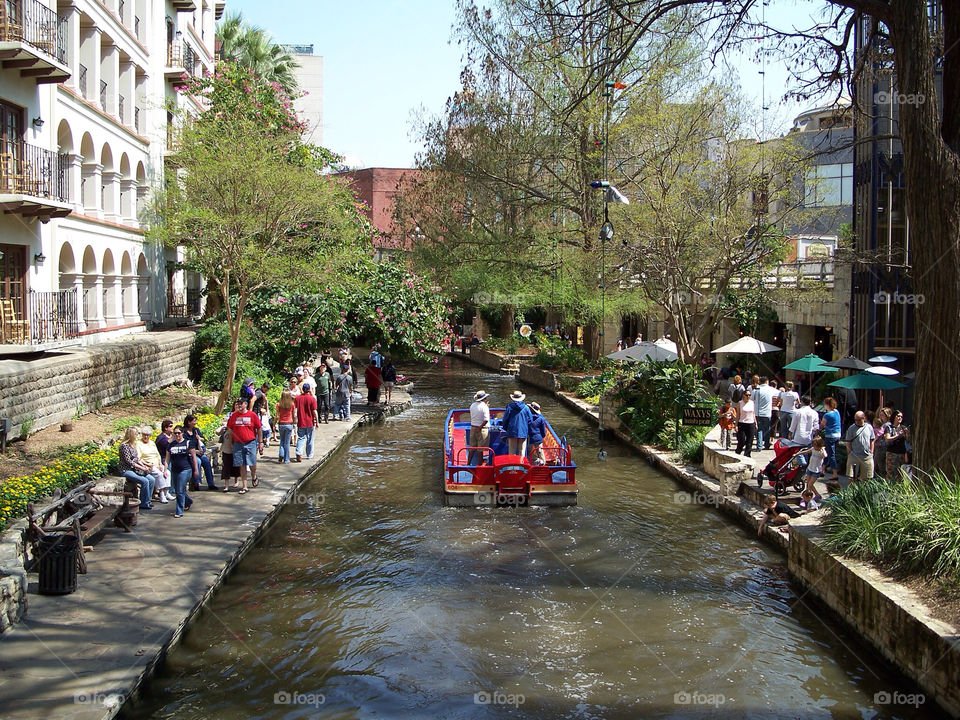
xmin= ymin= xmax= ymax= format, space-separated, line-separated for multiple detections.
xmin=26 ymin=480 xmax=136 ymax=574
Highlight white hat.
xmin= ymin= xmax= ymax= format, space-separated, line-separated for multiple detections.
xmin=510 ymin=390 xmax=525 ymax=402
xmin=530 ymin=402 xmax=541 ymax=414
xmin=474 ymin=390 xmax=489 ymax=401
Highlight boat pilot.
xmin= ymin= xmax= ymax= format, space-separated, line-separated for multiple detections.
xmin=468 ymin=390 xmax=490 ymax=466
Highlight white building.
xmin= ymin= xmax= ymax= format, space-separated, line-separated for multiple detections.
xmin=0 ymin=0 xmax=222 ymax=350
xmin=281 ymin=43 xmax=322 ymax=146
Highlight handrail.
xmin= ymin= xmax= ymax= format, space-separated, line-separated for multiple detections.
xmin=0 ymin=140 xmax=70 ymax=202
xmin=0 ymin=0 xmax=68 ymax=64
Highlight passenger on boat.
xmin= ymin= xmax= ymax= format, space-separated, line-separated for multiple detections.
xmin=501 ymin=390 xmax=532 ymax=456
xmin=468 ymin=390 xmax=490 ymax=466
xmin=527 ymin=402 xmax=546 ymax=465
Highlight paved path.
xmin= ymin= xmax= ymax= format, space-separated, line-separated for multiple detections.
xmin=0 ymin=393 xmax=411 ymax=720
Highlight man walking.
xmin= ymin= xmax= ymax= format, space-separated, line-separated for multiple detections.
xmin=845 ymin=411 xmax=875 ymax=482
xmin=294 ymin=382 xmax=318 ymax=461
xmin=335 ymin=366 xmax=354 ymax=420
xmin=468 ymin=390 xmax=490 ymax=466
xmin=226 ymin=397 xmax=263 ymax=491
xmin=786 ymin=395 xmax=819 ymax=448
xmin=753 ymin=376 xmax=777 ymax=451
xmin=315 ymin=367 xmax=332 ymax=423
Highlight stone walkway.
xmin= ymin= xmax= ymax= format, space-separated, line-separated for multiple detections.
xmin=0 ymin=392 xmax=410 ymax=720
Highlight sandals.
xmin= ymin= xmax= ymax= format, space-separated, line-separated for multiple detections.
xmin=252 ymin=477 xmax=259 ymax=487
xmin=222 ymin=485 xmax=230 ymax=492
xmin=238 ymin=488 xmax=248 ymax=494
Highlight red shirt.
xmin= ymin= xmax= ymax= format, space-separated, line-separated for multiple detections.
xmin=294 ymin=393 xmax=317 ymax=428
xmin=227 ymin=410 xmax=261 ymax=444
xmin=365 ymin=366 xmax=382 ymax=389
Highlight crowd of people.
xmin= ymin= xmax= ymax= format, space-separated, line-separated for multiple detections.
xmin=714 ymin=370 xmax=911 ymax=489
xmin=117 ymin=347 xmax=400 ymax=516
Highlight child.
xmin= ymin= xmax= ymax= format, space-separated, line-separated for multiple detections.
xmin=800 ymin=489 xmax=820 ymax=513
xmin=718 ymin=400 xmax=737 ymax=450
xmin=758 ymin=494 xmax=791 ymax=537
xmin=797 ymin=436 xmax=827 ymax=504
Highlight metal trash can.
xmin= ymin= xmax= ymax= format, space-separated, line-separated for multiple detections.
xmin=37 ymin=534 xmax=79 ymax=595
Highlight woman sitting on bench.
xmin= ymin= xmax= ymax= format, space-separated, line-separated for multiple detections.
xmin=119 ymin=428 xmax=156 ymax=510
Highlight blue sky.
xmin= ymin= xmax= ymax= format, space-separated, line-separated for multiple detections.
xmin=226 ymin=0 xmax=831 ymax=169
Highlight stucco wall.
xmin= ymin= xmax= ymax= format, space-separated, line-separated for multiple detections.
xmin=0 ymin=330 xmax=195 ymax=437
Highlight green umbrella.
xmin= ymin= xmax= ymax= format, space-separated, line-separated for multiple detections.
xmin=828 ymin=373 xmax=906 ymax=390
xmin=784 ymin=354 xmax=836 ymax=373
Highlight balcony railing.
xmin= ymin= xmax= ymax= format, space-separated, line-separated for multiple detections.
xmin=100 ymin=80 xmax=108 ymax=110
xmin=134 ymin=16 xmax=140 ymax=40
xmin=28 ymin=289 xmax=80 ymax=344
xmin=763 ymin=261 xmax=836 ymax=289
xmin=166 ymin=41 xmax=197 ymax=74
xmin=0 ymin=141 xmax=70 ymax=201
xmin=78 ymin=63 xmax=87 ymax=97
xmin=118 ymin=94 xmax=125 ymax=122
xmin=0 ymin=0 xmax=68 ymax=64
xmin=134 ymin=106 xmax=141 ymax=134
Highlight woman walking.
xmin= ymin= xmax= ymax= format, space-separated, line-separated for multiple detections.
xmin=735 ymin=389 xmax=758 ymax=457
xmin=275 ymin=390 xmax=297 ymax=463
xmin=165 ymin=425 xmax=198 ymax=517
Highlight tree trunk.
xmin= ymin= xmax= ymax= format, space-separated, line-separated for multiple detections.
xmin=889 ymin=2 xmax=960 ymax=473
xmin=498 ymin=306 xmax=516 ymax=338
xmin=215 ymin=322 xmax=242 ymax=414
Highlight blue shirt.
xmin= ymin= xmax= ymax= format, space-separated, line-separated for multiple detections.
xmin=501 ymin=401 xmax=532 ymax=439
xmin=823 ymin=409 xmax=841 ymax=438
xmin=528 ymin=414 xmax=546 ymax=444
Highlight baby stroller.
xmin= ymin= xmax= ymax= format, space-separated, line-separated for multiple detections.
xmin=757 ymin=440 xmax=806 ymax=496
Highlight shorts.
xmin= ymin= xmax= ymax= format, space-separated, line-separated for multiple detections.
xmin=383 ymin=382 xmax=394 ymax=390
xmin=804 ymin=470 xmax=821 ymax=480
xmin=234 ymin=439 xmax=258 ymax=467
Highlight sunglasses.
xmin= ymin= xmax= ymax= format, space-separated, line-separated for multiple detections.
xmin=173 ymin=430 xmax=183 ymax=435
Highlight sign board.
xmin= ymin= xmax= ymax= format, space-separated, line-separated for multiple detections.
xmin=681 ymin=406 xmax=714 ymax=426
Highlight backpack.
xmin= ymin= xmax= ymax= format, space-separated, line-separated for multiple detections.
xmin=731 ymin=383 xmax=745 ymax=404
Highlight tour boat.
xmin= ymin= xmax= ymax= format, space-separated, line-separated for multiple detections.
xmin=443 ymin=408 xmax=578 ymax=506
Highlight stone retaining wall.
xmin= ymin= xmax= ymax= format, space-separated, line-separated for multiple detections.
xmin=517 ymin=363 xmax=559 ymax=391
xmin=789 ymin=516 xmax=960 ymax=717
xmin=0 ymin=330 xmax=195 ymax=438
xmin=464 ymin=348 xmax=527 ymax=374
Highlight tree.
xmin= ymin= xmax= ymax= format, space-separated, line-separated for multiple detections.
xmin=531 ymin=0 xmax=958 ymax=472
xmin=152 ymin=63 xmax=366 ymax=412
xmin=395 ymin=0 xmax=692 ymax=348
xmin=216 ymin=12 xmax=299 ymax=92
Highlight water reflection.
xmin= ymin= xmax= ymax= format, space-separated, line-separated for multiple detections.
xmin=132 ymin=358 xmax=927 ymax=719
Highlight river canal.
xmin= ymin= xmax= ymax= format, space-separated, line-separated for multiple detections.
xmin=131 ymin=359 xmax=927 ymax=719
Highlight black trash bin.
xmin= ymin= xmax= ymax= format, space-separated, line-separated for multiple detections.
xmin=37 ymin=534 xmax=79 ymax=595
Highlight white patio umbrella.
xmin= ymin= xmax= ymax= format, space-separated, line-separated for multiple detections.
xmin=865 ymin=365 xmax=900 ymax=376
xmin=711 ymin=335 xmax=782 ymax=355
xmin=606 ymin=342 xmax=678 ymax=363
xmin=653 ymin=337 xmax=679 ymax=354
xmin=868 ymin=355 xmax=898 ymax=363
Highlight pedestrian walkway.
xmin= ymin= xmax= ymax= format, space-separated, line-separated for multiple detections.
xmin=0 ymin=392 xmax=410 ymax=720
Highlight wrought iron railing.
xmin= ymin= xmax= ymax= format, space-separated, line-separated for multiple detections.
xmin=167 ymin=289 xmax=202 ymax=318
xmin=29 ymin=289 xmax=80 ymax=343
xmin=0 ymin=0 xmax=68 ymax=64
xmin=0 ymin=140 xmax=70 ymax=201
xmin=134 ymin=106 xmax=141 ymax=133
xmin=78 ymin=63 xmax=87 ymax=97
xmin=166 ymin=41 xmax=197 ymax=74
xmin=134 ymin=16 xmax=140 ymax=40
xmin=100 ymin=80 xmax=108 ymax=110
xmin=118 ymin=94 xmax=125 ymax=122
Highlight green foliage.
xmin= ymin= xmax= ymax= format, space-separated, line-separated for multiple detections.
xmin=18 ymin=415 xmax=34 ymax=441
xmin=822 ymin=471 xmax=960 ymax=580
xmin=244 ymin=262 xmax=452 ymax=371
xmin=614 ymin=360 xmax=713 ymax=448
xmin=533 ymin=334 xmax=594 ymax=372
xmin=108 ymin=416 xmax=150 ymax=435
xmin=216 ymin=12 xmax=299 ymax=93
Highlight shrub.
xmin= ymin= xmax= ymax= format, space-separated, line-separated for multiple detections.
xmin=615 ymin=360 xmax=712 ymax=447
xmin=822 ymin=471 xmax=960 ymax=579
